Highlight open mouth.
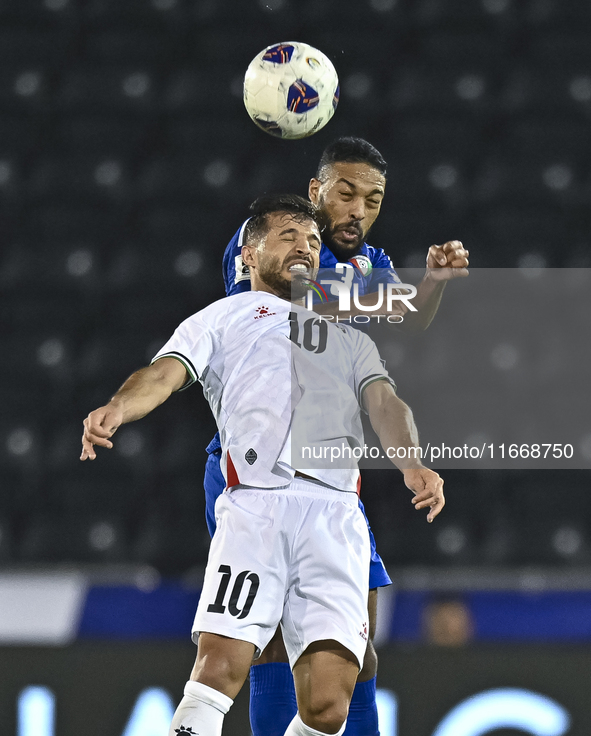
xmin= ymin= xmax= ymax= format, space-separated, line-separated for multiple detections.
xmin=338 ymin=226 xmax=362 ymax=243
xmin=288 ymin=263 xmax=311 ymax=274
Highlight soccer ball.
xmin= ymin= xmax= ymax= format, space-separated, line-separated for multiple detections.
xmin=243 ymin=42 xmax=339 ymax=140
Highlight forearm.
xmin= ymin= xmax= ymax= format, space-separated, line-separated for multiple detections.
xmin=109 ymin=364 xmax=178 ymax=423
xmin=369 ymin=395 xmax=423 ymax=471
xmin=313 ymin=291 xmax=406 ymax=319
xmin=398 ymin=273 xmax=446 ymax=331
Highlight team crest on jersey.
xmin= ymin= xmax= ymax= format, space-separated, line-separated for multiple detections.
xmin=245 ymin=448 xmax=257 ymax=465
xmin=349 ymin=255 xmax=372 ymax=277
xmin=359 ymin=621 xmax=368 ymax=641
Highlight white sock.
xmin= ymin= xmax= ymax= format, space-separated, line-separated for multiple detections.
xmin=168 ymin=680 xmax=233 ymax=736
xmin=283 ymin=712 xmax=347 ymax=736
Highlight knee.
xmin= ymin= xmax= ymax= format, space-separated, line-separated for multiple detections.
xmin=192 ymin=655 xmax=245 ymax=694
xmin=300 ymin=693 xmax=349 ymax=734
xmin=357 ymin=639 xmax=378 ymax=682
xmin=190 ymin=636 xmax=253 ymax=699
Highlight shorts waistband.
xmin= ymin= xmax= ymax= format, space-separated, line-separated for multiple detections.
xmin=231 ymin=478 xmax=359 ymax=506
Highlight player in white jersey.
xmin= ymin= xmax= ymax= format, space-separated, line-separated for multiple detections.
xmin=81 ymin=194 xmax=444 ymax=736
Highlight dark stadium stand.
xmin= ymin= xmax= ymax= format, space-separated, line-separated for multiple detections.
xmin=0 ymin=0 xmax=589 ymax=574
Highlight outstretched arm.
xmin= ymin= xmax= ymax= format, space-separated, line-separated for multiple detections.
xmin=400 ymin=240 xmax=469 ymax=332
xmin=363 ymin=379 xmax=445 ymax=522
xmin=311 ymin=240 xmax=468 ymax=327
xmin=80 ymin=357 xmax=188 ymax=461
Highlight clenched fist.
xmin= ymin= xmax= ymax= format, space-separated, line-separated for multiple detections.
xmin=426 ymin=240 xmax=469 ymax=281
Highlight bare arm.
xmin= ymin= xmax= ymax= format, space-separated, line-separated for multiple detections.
xmin=312 ymin=291 xmax=406 ymax=319
xmin=80 ymin=357 xmax=188 ymax=461
xmin=312 ymin=241 xmax=468 ymax=328
xmin=400 ymin=240 xmax=469 ymax=332
xmin=363 ymin=379 xmax=445 ymax=522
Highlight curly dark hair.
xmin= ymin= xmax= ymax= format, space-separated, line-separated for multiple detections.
xmin=316 ymin=136 xmax=387 ymax=179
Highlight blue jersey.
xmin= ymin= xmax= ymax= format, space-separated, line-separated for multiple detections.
xmin=222 ymin=220 xmax=401 ymax=298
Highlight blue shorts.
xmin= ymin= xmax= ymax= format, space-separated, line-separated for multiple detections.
xmin=204 ymin=440 xmax=392 ymax=589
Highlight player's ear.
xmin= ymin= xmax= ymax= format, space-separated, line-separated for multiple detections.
xmin=241 ymin=244 xmax=255 ymax=268
xmin=309 ymin=177 xmax=321 ymax=205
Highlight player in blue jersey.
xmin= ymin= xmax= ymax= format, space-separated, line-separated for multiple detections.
xmin=207 ymin=137 xmax=469 ymax=736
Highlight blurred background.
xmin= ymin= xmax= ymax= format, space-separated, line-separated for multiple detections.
xmin=1 ymin=0 xmax=590 ymax=734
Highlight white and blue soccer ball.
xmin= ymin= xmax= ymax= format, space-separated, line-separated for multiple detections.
xmin=243 ymin=42 xmax=340 ymax=140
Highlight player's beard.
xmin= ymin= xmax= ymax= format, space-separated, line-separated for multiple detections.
xmin=317 ymin=200 xmax=369 ymax=261
xmin=259 ymin=256 xmax=310 ymax=301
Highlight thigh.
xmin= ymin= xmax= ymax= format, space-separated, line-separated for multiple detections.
xmin=255 ymin=625 xmax=289 ymax=664
xmin=292 ymin=640 xmax=359 ymax=718
xmin=282 ymin=497 xmax=370 ymax=670
xmin=368 ymin=587 xmax=378 ymax=639
xmin=193 ymin=489 xmax=288 ymax=658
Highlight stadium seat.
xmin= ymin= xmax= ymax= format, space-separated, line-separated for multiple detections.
xmin=530 ymin=32 xmax=591 ymax=68
xmin=474 ymin=158 xmax=583 ymax=208
xmin=132 ymin=512 xmax=211 ymax=572
xmin=164 ymin=118 xmax=256 ymax=161
xmin=45 ymin=467 xmax=150 ymax=518
xmin=0 ymin=466 xmax=43 ymax=523
xmin=501 ymin=65 xmax=591 ymax=116
xmin=409 ymin=0 xmax=518 ymax=29
xmin=83 ymin=28 xmax=180 ymax=65
xmin=392 ymin=115 xmax=486 ymax=162
xmin=501 ymin=116 xmax=591 ymax=162
xmin=0 ymin=291 xmax=97 ymax=337
xmin=57 ymin=67 xmax=160 ymax=114
xmin=0 ymin=115 xmax=42 ymax=154
xmin=54 ymin=115 xmax=156 ymax=158
xmin=82 ymin=0 xmax=186 ymax=24
xmin=19 ymin=513 xmax=128 ymax=563
xmin=416 ymin=29 xmax=506 ymax=68
xmin=525 ymin=0 xmax=591 ymax=28
xmin=0 ymin=27 xmax=72 ymax=65
xmin=163 ymin=67 xmax=246 ymax=115
xmin=388 ymin=65 xmax=501 ymax=120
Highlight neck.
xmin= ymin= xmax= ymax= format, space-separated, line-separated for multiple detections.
xmin=251 ymin=284 xmax=305 ymax=305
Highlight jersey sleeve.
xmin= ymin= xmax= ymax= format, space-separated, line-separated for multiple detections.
xmin=150 ymin=311 xmax=216 ymax=391
xmin=368 ymin=246 xmax=401 ymax=287
xmin=351 ymin=330 xmax=396 ymax=410
xmin=222 ymin=219 xmax=252 ymax=296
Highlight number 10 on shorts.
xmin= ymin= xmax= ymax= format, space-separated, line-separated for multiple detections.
xmin=206 ymin=565 xmax=260 ymax=620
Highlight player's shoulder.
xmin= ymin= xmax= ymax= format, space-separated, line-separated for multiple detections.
xmin=183 ymin=292 xmax=255 ymax=325
xmin=361 ymin=242 xmax=394 ymax=267
xmin=201 ymin=291 xmax=289 ymax=322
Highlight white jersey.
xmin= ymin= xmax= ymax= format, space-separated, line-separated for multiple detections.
xmin=152 ymin=291 xmax=394 ymax=493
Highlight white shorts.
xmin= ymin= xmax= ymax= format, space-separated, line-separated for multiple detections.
xmin=192 ymin=478 xmax=371 ymax=669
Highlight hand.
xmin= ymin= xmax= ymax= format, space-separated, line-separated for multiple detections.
xmin=426 ymin=240 xmax=469 ymax=281
xmin=80 ymin=404 xmax=124 ymax=461
xmin=403 ymin=467 xmax=445 ymax=523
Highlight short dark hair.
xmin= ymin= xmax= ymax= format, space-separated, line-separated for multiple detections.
xmin=244 ymin=193 xmax=319 ymax=245
xmin=316 ymin=136 xmax=387 ymax=179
